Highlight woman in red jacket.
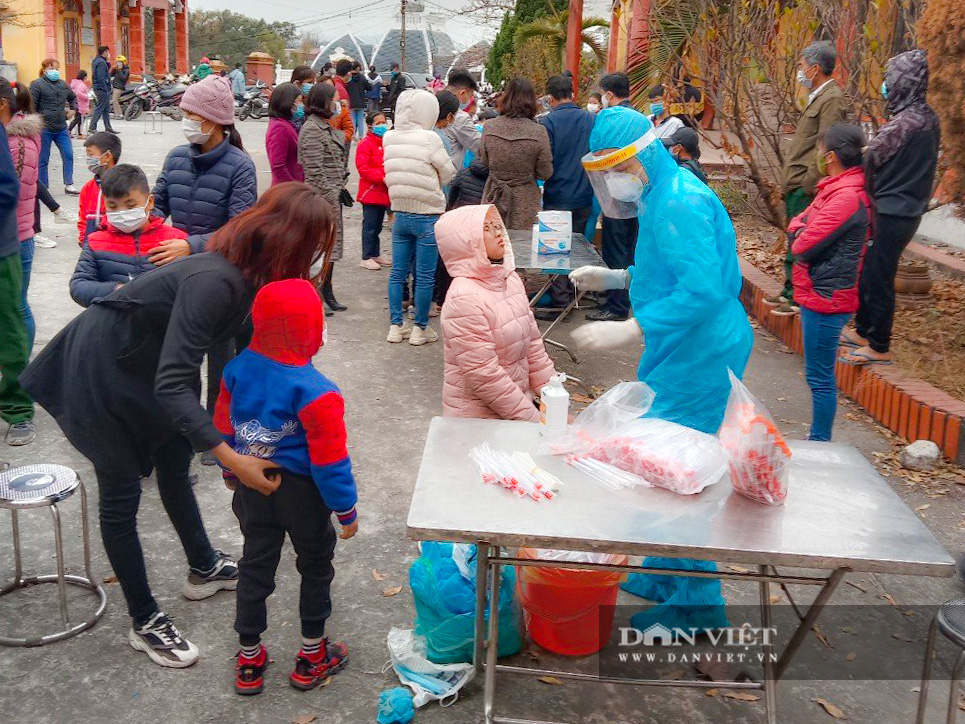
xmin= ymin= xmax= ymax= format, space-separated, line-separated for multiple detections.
xmin=790 ymin=123 xmax=870 ymax=441
xmin=355 ymin=111 xmax=391 ymax=270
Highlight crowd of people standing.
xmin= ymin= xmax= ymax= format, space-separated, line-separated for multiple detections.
xmin=0 ymin=41 xmax=947 ymax=697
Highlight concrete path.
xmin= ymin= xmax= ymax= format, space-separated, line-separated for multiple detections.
xmin=1 ymin=116 xmax=964 ymax=724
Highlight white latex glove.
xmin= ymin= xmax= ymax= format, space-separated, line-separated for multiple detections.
xmin=571 ymin=318 xmax=642 ymax=350
xmin=569 ymin=266 xmax=630 ymax=292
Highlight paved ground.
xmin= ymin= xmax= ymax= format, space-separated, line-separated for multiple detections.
xmin=1 ymin=117 xmax=964 ymax=724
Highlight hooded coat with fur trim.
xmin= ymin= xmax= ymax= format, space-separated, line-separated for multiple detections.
xmin=437 ymin=204 xmax=556 ymax=421
xmin=382 ymin=90 xmax=456 ymax=214
xmin=6 ymin=113 xmax=42 ymax=241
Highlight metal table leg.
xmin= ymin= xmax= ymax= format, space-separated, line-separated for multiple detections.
xmin=759 ymin=565 xmax=778 ymax=724
xmin=774 ymin=568 xmax=847 ymax=680
xmin=527 ymin=278 xmax=555 ymax=308
xmin=483 ymin=547 xmax=502 ymax=724
xmin=474 ymin=543 xmax=491 ymax=675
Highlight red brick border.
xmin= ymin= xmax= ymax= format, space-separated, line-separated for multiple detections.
xmin=739 ymin=258 xmax=965 ymax=465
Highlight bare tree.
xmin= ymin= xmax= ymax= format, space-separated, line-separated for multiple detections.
xmin=460 ymin=0 xmax=515 ymax=25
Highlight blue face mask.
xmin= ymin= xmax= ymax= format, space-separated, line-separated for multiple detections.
xmin=650 ymin=102 xmax=664 ymax=117
xmin=881 ymin=80 xmax=889 ymax=100
xmin=44 ymin=69 xmax=60 ymax=82
xmin=371 ymin=123 xmax=388 ymax=137
xmin=293 ymin=105 xmax=305 ymax=120
xmin=301 ymin=82 xmax=313 ymax=96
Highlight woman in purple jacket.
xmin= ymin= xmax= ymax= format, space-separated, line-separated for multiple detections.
xmin=265 ymin=83 xmax=304 ymax=186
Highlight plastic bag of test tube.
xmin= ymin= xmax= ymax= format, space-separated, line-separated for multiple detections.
xmin=718 ymin=371 xmax=792 ymax=506
xmin=568 ymin=418 xmax=727 ymax=495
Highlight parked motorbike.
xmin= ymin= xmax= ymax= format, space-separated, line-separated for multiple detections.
xmin=124 ymin=78 xmax=187 ymax=121
xmin=235 ymin=80 xmax=268 ymax=121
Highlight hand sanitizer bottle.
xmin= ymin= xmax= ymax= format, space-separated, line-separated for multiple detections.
xmin=539 ymin=374 xmax=570 ymax=436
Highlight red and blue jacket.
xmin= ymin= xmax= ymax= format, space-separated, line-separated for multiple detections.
xmin=214 ymin=279 xmax=358 ymax=524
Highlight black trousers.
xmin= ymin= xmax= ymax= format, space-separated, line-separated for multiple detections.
xmin=232 ymin=471 xmax=338 ymax=645
xmin=205 ymin=322 xmax=253 ymax=413
xmin=855 ymin=213 xmax=921 ymax=354
xmin=88 ymin=90 xmax=114 ymax=132
xmin=601 ymin=215 xmax=639 ymax=316
xmin=96 ymin=435 xmax=217 ymax=624
xmin=543 ymin=206 xmax=593 ymax=307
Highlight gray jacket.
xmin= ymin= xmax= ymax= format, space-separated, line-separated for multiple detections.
xmin=444 ymin=110 xmax=481 ymax=170
xmin=298 ymin=115 xmax=347 ymax=260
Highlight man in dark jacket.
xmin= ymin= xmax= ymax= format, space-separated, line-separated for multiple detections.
xmin=89 ymin=45 xmax=117 ymax=134
xmin=110 ymin=55 xmax=130 ymax=119
xmin=386 ymin=64 xmax=407 ymax=120
xmin=842 ymin=49 xmax=941 ymax=366
xmin=345 ymin=62 xmax=371 ymax=139
xmin=30 ymin=64 xmax=79 ymax=192
xmin=0 ymin=121 xmax=33 ymax=445
xmin=663 ymin=127 xmax=708 ymax=184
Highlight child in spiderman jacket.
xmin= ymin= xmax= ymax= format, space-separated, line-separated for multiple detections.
xmin=214 ymin=278 xmax=358 ymax=696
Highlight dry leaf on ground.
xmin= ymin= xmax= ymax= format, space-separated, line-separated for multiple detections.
xmin=726 ymin=564 xmax=750 ymax=574
xmin=814 ymin=698 xmax=848 ymax=719
xmin=893 ymin=632 xmax=913 ymax=642
xmin=706 ymin=689 xmax=720 ymax=697
xmin=722 ymin=691 xmax=761 ymax=702
xmin=103 ymin=575 xmax=118 ymax=584
xmin=291 ymin=716 xmax=317 ymax=724
xmin=846 ymin=652 xmax=857 ymax=662
xmin=812 ymin=625 xmax=833 ymax=648
xmin=538 ymin=676 xmax=564 ymax=685
xmin=382 ymin=586 xmax=403 ymax=597
xmin=371 ymin=569 xmax=387 ymax=581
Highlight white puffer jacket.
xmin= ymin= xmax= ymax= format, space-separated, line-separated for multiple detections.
xmin=383 ymin=89 xmax=456 ymax=214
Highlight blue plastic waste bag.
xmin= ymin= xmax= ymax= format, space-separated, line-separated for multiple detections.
xmin=410 ymin=542 xmax=522 ymax=664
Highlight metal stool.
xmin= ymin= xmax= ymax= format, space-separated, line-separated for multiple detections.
xmin=917 ymin=599 xmax=965 ymax=723
xmin=0 ymin=464 xmax=106 ymax=646
xmin=143 ymin=110 xmax=162 ymax=134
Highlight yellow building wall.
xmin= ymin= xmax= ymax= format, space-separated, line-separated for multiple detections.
xmin=2 ymin=0 xmax=48 ymax=83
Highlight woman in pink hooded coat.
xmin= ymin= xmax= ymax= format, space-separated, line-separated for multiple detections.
xmin=436 ymin=204 xmax=557 ymax=420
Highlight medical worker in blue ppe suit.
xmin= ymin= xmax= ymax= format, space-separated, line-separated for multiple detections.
xmin=570 ymin=106 xmax=754 ymax=632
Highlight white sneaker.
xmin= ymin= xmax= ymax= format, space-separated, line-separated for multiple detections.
xmin=64 ymin=185 xmax=80 ymax=195
xmin=129 ymin=611 xmax=200 ymax=668
xmin=53 ymin=208 xmax=74 ymax=225
xmin=387 ymin=318 xmax=414 ymax=343
xmin=360 ymin=258 xmax=381 ymax=271
xmin=34 ymin=233 xmax=57 ymax=248
xmin=409 ymin=325 xmax=438 ymax=346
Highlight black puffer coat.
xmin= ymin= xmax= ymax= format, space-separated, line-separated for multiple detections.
xmin=447 ymin=159 xmax=489 ymax=210
xmin=29 ymin=76 xmax=77 ymax=132
xmin=152 ymin=138 xmax=257 ymax=253
xmin=866 ymin=49 xmax=940 ymax=218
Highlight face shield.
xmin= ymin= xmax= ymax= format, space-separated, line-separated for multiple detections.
xmin=582 ymin=128 xmax=658 ymax=219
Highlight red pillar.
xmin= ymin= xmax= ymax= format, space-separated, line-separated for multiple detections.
xmin=154 ymin=7 xmax=169 ymax=75
xmin=607 ymin=5 xmax=621 ymax=72
xmin=175 ymin=1 xmax=189 ymax=75
xmin=627 ymin=0 xmax=651 ymax=103
xmin=43 ymin=0 xmax=57 ymax=58
xmin=565 ymin=0 xmax=584 ymax=94
xmin=100 ymin=0 xmax=119 ymax=57
xmin=129 ymin=2 xmax=145 ymax=79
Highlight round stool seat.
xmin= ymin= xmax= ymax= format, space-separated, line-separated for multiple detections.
xmin=0 ymin=464 xmax=79 ymax=509
xmin=937 ymin=599 xmax=965 ymax=649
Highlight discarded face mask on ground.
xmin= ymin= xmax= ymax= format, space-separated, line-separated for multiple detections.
xmin=719 ymin=370 xmax=791 ymax=505
xmin=386 ymin=627 xmax=475 ymax=707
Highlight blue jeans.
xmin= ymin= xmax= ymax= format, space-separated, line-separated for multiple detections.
xmin=39 ymin=128 xmax=74 ymax=187
xmin=351 ymin=108 xmax=365 ymax=138
xmin=19 ymin=238 xmax=34 ymax=353
xmin=801 ymin=307 xmax=851 ymax=442
xmin=389 ymin=212 xmax=439 ymax=328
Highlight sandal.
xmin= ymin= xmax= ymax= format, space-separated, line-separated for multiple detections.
xmin=839 ymin=330 xmax=866 ymax=348
xmin=837 ymin=350 xmax=893 ymax=366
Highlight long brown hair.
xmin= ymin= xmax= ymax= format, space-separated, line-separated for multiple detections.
xmin=497 ymin=77 xmax=539 ymax=119
xmin=206 ymin=182 xmax=336 ymax=289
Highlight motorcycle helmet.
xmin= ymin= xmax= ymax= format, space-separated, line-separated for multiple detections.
xmin=116 ymin=55 xmax=127 ymax=63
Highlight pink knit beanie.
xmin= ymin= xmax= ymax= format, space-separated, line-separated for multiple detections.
xmin=180 ymin=75 xmax=235 ymax=126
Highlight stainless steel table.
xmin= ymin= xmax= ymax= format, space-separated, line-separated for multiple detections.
xmin=406 ymin=417 xmax=955 ymax=724
xmin=509 ymin=230 xmax=606 ymax=364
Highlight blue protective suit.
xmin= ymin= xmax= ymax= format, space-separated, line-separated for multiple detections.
xmin=590 ymin=107 xmax=754 ymax=631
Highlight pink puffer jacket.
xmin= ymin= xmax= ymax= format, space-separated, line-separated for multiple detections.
xmin=6 ymin=113 xmax=42 ymax=242
xmin=438 ymin=204 xmax=556 ymax=421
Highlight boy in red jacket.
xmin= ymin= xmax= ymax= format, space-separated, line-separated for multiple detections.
xmin=355 ymin=111 xmax=391 ymax=270
xmin=77 ymin=131 xmax=120 ymax=246
xmin=70 ymin=164 xmax=188 ymax=307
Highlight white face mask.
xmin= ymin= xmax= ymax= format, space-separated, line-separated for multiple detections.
xmin=796 ymin=68 xmax=814 ymax=90
xmin=182 ymin=117 xmax=212 ymax=145
xmin=605 ymin=172 xmax=645 ymax=203
xmin=331 ymin=101 xmax=341 ymax=115
xmin=586 ymin=103 xmax=600 ymax=113
xmin=107 ymin=200 xmax=150 ymax=234
xmin=601 ymin=92 xmax=612 ymax=109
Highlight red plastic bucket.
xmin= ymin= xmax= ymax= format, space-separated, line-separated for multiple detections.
xmin=516 ymin=548 xmax=627 ymax=656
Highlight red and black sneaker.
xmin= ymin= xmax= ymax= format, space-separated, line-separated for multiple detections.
xmin=235 ymin=645 xmax=270 ymax=696
xmin=289 ymin=639 xmax=349 ymax=691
